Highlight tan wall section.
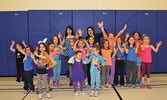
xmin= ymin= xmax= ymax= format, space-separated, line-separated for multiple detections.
xmin=0 ymin=0 xmax=167 ymax=11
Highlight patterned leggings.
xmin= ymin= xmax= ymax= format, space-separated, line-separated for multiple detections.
xmin=91 ymin=71 xmax=100 ymax=91
xmin=37 ymin=73 xmax=49 ymax=93
xmin=53 ymin=60 xmax=61 ymax=83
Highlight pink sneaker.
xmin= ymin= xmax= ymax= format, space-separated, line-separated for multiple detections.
xmin=57 ymin=82 xmax=61 ymax=87
xmin=53 ymin=83 xmax=58 ymax=87
xmin=30 ymin=90 xmax=34 ymax=94
xmin=24 ymin=90 xmax=29 ymax=94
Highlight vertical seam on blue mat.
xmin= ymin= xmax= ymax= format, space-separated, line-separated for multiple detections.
xmin=27 ymin=11 xmax=29 ymax=45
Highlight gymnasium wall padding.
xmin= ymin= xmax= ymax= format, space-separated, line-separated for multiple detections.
xmin=0 ymin=12 xmax=8 ymax=76
xmin=137 ymin=11 xmax=157 ymax=72
xmin=157 ymin=11 xmax=167 ymax=72
xmin=50 ymin=10 xmax=73 ymax=74
xmin=6 ymin=11 xmax=28 ymax=75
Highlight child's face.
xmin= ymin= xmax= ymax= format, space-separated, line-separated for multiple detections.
xmin=134 ymin=33 xmax=140 ymax=40
xmin=104 ymin=41 xmax=109 ymax=49
xmin=39 ymin=44 xmax=46 ymax=52
xmin=49 ymin=44 xmax=55 ymax=52
xmin=16 ymin=44 xmax=22 ymax=50
xmin=92 ymin=48 xmax=99 ymax=56
xmin=117 ymin=37 xmax=122 ymax=44
xmin=129 ymin=37 xmax=135 ymax=45
xmin=108 ymin=33 xmax=114 ymax=40
xmin=76 ymin=52 xmax=83 ymax=60
xmin=143 ymin=37 xmax=150 ymax=45
xmin=67 ymin=28 xmax=72 ymax=35
xmin=25 ymin=47 xmax=31 ymax=54
xmin=88 ymin=28 xmax=94 ymax=36
xmin=78 ymin=41 xmax=85 ymax=48
xmin=53 ymin=37 xmax=58 ymax=45
xmin=70 ymin=39 xmax=75 ymax=46
xmin=89 ymin=37 xmax=94 ymax=45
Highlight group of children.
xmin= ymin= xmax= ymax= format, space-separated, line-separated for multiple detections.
xmin=10 ymin=21 xmax=162 ymax=99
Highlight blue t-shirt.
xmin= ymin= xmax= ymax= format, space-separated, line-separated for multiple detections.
xmin=66 ymin=45 xmax=76 ymax=59
xmin=126 ymin=45 xmax=137 ymax=61
xmin=115 ymin=44 xmax=125 ymax=59
xmin=24 ymin=53 xmax=33 ymax=71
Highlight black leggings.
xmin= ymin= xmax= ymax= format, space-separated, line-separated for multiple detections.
xmin=65 ymin=56 xmax=70 ymax=78
xmin=114 ymin=60 xmax=125 ymax=85
xmin=16 ymin=62 xmax=24 ymax=82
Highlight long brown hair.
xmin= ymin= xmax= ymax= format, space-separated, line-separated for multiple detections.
xmin=102 ymin=39 xmax=110 ymax=50
xmin=93 ymin=44 xmax=101 ymax=55
xmin=38 ymin=43 xmax=47 ymax=55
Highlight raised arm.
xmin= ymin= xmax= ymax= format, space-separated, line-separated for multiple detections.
xmin=10 ymin=41 xmax=16 ymax=52
xmin=73 ymin=40 xmax=79 ymax=52
xmin=150 ymin=41 xmax=162 ymax=53
xmin=34 ymin=51 xmax=47 ymax=59
xmin=83 ymin=39 xmax=90 ymax=51
xmin=97 ymin=21 xmax=108 ymax=40
xmin=22 ymin=41 xmax=27 ymax=48
xmin=135 ymin=43 xmax=139 ymax=54
xmin=30 ymin=53 xmax=38 ymax=65
xmin=58 ymin=32 xmax=65 ymax=46
xmin=123 ymin=43 xmax=128 ymax=54
xmin=77 ymin=29 xmax=83 ymax=39
xmin=113 ymin=24 xmax=127 ymax=42
xmin=68 ymin=56 xmax=75 ymax=64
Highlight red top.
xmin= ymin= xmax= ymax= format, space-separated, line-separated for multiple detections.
xmin=135 ymin=40 xmax=143 ymax=57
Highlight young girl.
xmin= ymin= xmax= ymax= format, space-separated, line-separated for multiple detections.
xmin=32 ymin=43 xmax=52 ymax=99
xmin=98 ymin=21 xmax=127 ymax=85
xmin=68 ymin=51 xmax=87 ymax=96
xmin=58 ymin=26 xmax=75 ymax=85
xmin=124 ymin=36 xmax=139 ymax=88
xmin=87 ymin=36 xmax=95 ymax=85
xmin=133 ymin=31 xmax=143 ymax=84
xmin=114 ymin=35 xmax=125 ymax=86
xmin=47 ymin=42 xmax=57 ymax=89
xmin=101 ymin=39 xmax=115 ymax=89
xmin=140 ymin=35 xmax=162 ymax=89
xmin=74 ymin=39 xmax=90 ymax=88
xmin=86 ymin=45 xmax=106 ymax=97
xmin=10 ymin=41 xmax=27 ymax=83
xmin=52 ymin=36 xmax=63 ymax=87
xmin=65 ymin=38 xmax=77 ymax=86
xmin=18 ymin=45 xmax=35 ymax=94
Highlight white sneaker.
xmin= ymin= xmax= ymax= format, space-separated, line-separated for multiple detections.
xmin=74 ymin=92 xmax=79 ymax=96
xmin=90 ymin=91 xmax=94 ymax=97
xmin=106 ymin=83 xmax=112 ymax=88
xmin=80 ymin=91 xmax=85 ymax=95
xmin=101 ymin=85 xmax=106 ymax=90
xmin=38 ymin=93 xmax=42 ymax=99
xmin=94 ymin=91 xmax=99 ymax=97
xmin=46 ymin=93 xmax=51 ymax=98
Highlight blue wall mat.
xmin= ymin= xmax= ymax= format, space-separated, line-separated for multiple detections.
xmin=28 ymin=10 xmax=51 ymax=48
xmin=6 ymin=11 xmax=28 ymax=75
xmin=0 ymin=12 xmax=8 ymax=76
xmin=116 ymin=10 xmax=137 ymax=35
xmin=116 ymin=11 xmax=137 ymax=73
xmin=94 ymin=10 xmax=116 ymax=44
xmin=50 ymin=10 xmax=72 ymax=74
xmin=73 ymin=10 xmax=94 ymax=38
xmin=157 ymin=11 xmax=167 ymax=72
xmin=137 ymin=11 xmax=157 ymax=72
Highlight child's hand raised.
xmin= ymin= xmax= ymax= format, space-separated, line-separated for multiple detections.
xmin=83 ymin=39 xmax=87 ymax=43
xmin=58 ymin=32 xmax=62 ymax=38
xmin=123 ymin=42 xmax=127 ymax=47
xmin=22 ymin=41 xmax=25 ymax=45
xmin=97 ymin=21 xmax=103 ymax=28
xmin=125 ymin=32 xmax=130 ymax=39
xmin=157 ymin=41 xmax=162 ymax=47
xmin=121 ymin=24 xmax=127 ymax=32
xmin=34 ymin=51 xmax=38 ymax=56
xmin=77 ymin=29 xmax=83 ymax=36
xmin=11 ymin=41 xmax=15 ymax=45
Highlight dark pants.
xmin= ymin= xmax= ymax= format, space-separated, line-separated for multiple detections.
xmin=65 ymin=56 xmax=70 ymax=78
xmin=24 ymin=70 xmax=34 ymax=91
xmin=126 ymin=61 xmax=137 ymax=84
xmin=87 ymin=63 xmax=91 ymax=85
xmin=114 ymin=60 xmax=125 ymax=85
xmin=16 ymin=62 xmax=24 ymax=82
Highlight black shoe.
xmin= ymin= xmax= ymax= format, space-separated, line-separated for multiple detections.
xmin=49 ymin=87 xmax=52 ymax=91
xmin=36 ymin=89 xmax=39 ymax=94
xmin=69 ymin=82 xmax=73 ymax=86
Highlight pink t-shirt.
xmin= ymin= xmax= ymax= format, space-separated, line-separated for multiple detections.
xmin=141 ymin=46 xmax=152 ymax=63
xmin=77 ymin=48 xmax=87 ymax=59
xmin=49 ymin=51 xmax=57 ymax=58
